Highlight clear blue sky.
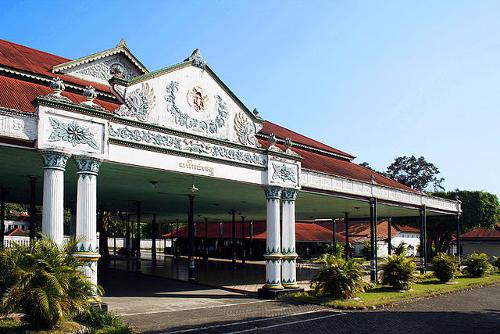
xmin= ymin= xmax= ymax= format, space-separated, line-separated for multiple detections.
xmin=2 ymin=0 xmax=499 ymax=196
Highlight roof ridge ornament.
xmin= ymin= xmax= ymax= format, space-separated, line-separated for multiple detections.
xmin=80 ymin=86 xmax=103 ymax=109
xmin=267 ymin=133 xmax=282 ymax=152
xmin=116 ymin=38 xmax=128 ymax=49
xmin=284 ymin=138 xmax=300 ymax=157
xmin=45 ymin=77 xmax=71 ymax=102
xmin=186 ymin=49 xmax=207 ymax=69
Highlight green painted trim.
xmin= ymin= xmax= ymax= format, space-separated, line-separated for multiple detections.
xmin=109 ymin=138 xmax=267 ymax=171
xmin=36 ymin=96 xmax=114 ymax=120
xmin=127 ymin=61 xmax=262 ymax=124
xmin=52 ymin=44 xmax=148 ymax=74
xmin=128 ymin=61 xmax=191 ymax=85
xmin=110 ymin=116 xmax=266 ymax=155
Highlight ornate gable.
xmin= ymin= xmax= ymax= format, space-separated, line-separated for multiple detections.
xmin=113 ymin=50 xmax=263 ymax=148
xmin=52 ymin=39 xmax=147 ymax=86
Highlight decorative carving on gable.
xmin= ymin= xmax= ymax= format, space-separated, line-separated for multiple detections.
xmin=64 ymin=55 xmax=141 ymax=85
xmin=114 ymin=65 xmax=261 ymax=149
xmin=187 ymin=86 xmax=209 ymax=112
xmin=165 ymin=81 xmax=229 ymax=135
xmin=116 ymin=83 xmax=156 ymax=122
xmin=234 ymin=112 xmax=258 ymax=147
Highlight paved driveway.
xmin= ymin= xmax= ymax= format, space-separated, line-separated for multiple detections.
xmin=101 ymin=269 xmax=500 ymax=334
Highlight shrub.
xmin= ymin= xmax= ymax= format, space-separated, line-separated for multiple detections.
xmin=492 ymin=256 xmax=500 ymax=270
xmin=311 ymin=254 xmax=365 ymax=299
xmin=382 ymin=254 xmax=417 ymax=290
xmin=393 ymin=242 xmax=408 ymax=256
xmin=323 ymin=242 xmax=345 ymax=258
xmin=432 ymin=253 xmax=459 ymax=282
xmin=416 ymin=272 xmax=435 ymax=283
xmin=0 ymin=238 xmax=100 ymax=329
xmin=361 ymin=240 xmax=371 ymax=260
xmin=462 ymin=253 xmax=494 ymax=277
xmin=73 ymin=306 xmax=132 ymax=334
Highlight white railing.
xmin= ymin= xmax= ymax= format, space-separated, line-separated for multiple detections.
xmin=3 ymin=236 xmax=172 ymax=250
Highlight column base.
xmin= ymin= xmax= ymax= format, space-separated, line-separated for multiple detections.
xmin=258 ymin=287 xmax=303 ymax=299
xmin=282 ymin=282 xmax=300 ymax=289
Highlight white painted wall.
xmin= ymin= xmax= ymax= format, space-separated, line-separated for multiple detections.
xmin=461 ymin=241 xmax=500 ymax=258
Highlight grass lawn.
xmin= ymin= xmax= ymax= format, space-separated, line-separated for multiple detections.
xmin=281 ymin=272 xmax=500 ymax=309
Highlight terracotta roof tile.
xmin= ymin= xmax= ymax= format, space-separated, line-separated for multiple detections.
xmin=460 ymin=224 xmax=500 ymax=239
xmin=293 ymin=146 xmax=415 ymax=192
xmin=252 ymin=222 xmax=345 ymax=242
xmin=0 ymin=38 xmax=112 ymax=93
xmin=0 ymin=75 xmax=119 ymax=113
xmin=260 ymin=121 xmax=354 ymax=159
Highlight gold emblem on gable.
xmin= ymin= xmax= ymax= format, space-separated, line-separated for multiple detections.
xmin=187 ymin=86 xmax=209 ymax=112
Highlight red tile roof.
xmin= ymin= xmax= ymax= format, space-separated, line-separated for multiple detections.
xmin=0 ymin=75 xmax=119 ymax=113
xmin=460 ymin=223 xmax=500 ymax=240
xmin=0 ymin=39 xmax=112 ymax=93
xmin=316 ymin=219 xmax=419 ymax=240
xmin=394 ymin=224 xmax=420 ymax=233
xmin=6 ymin=227 xmax=29 ymax=237
xmin=260 ymin=121 xmax=354 ymax=159
xmin=291 ymin=145 xmax=415 ymax=192
xmin=252 ymin=222 xmax=346 ymax=242
xmin=163 ymin=221 xmax=266 ymax=239
xmin=163 ymin=221 xmax=344 ymax=243
xmin=0 ymin=38 xmax=415 ymax=194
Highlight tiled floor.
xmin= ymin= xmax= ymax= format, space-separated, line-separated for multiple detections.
xmin=103 ymin=252 xmax=316 ymax=293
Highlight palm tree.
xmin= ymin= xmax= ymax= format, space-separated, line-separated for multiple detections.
xmin=0 ymin=238 xmax=99 ymax=329
xmin=311 ymin=253 xmax=365 ymax=299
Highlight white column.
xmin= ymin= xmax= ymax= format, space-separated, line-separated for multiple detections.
xmin=74 ymin=156 xmax=102 ymax=290
xmin=263 ymin=186 xmax=283 ymax=290
xmin=41 ymin=150 xmax=70 ymax=245
xmin=282 ymin=189 xmax=299 ymax=288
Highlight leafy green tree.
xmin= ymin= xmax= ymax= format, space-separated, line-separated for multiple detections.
xmin=396 ymin=190 xmax=499 ymax=256
xmin=385 ymin=156 xmax=444 ymax=191
xmin=5 ymin=203 xmax=27 ymax=220
xmin=0 ymin=238 xmax=99 ymax=329
xmin=434 ymin=190 xmax=500 ymax=230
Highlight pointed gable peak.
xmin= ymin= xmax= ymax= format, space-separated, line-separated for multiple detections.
xmin=184 ymin=48 xmax=207 ymax=69
xmin=116 ymin=38 xmax=128 ymax=49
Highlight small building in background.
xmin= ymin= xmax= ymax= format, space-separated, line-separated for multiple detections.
xmin=458 ymin=223 xmax=500 ymax=258
xmin=317 ymin=219 xmax=420 ymax=257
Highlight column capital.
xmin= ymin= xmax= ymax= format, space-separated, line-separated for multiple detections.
xmin=263 ymin=186 xmax=282 ymax=199
xmin=41 ymin=150 xmax=70 ymax=170
xmin=282 ymin=188 xmax=298 ymax=201
xmin=74 ymin=156 xmax=102 ymax=175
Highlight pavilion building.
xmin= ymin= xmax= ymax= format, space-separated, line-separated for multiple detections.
xmin=0 ymin=38 xmax=461 ymax=296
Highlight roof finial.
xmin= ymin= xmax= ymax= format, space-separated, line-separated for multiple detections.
xmin=267 ymin=133 xmax=282 ymax=152
xmin=80 ymin=86 xmax=103 ymax=109
xmin=45 ymin=77 xmax=71 ymax=102
xmin=186 ymin=48 xmax=207 ymax=69
xmin=116 ymin=38 xmax=128 ymax=48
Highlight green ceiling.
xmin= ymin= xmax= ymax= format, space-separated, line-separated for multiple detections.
xmin=0 ymin=146 xmax=445 ymax=224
